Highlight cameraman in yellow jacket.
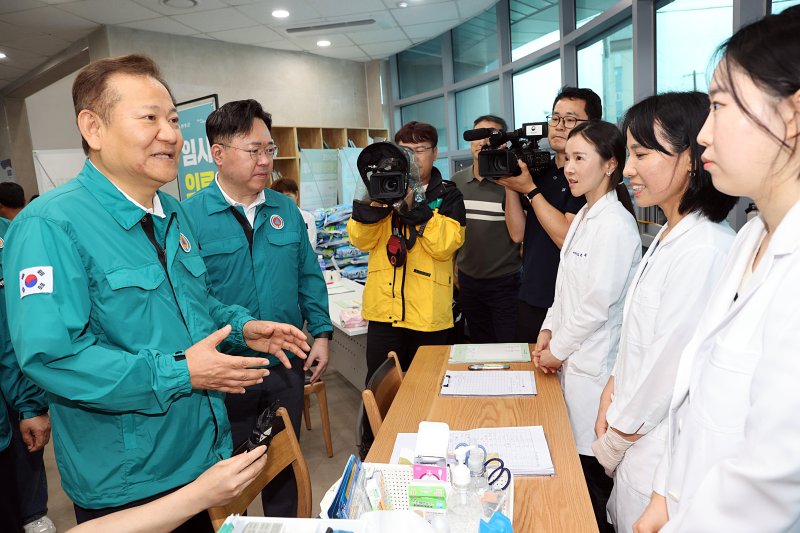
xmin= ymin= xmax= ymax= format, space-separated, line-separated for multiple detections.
xmin=347 ymin=121 xmax=466 ymax=383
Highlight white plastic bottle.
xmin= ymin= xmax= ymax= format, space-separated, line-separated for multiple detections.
xmin=447 ymin=449 xmax=482 ymax=533
xmin=467 ymin=447 xmax=489 ymax=494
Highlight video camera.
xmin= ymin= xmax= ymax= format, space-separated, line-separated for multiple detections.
xmin=356 ymin=142 xmax=414 ymax=202
xmin=463 ymin=122 xmax=551 ymax=180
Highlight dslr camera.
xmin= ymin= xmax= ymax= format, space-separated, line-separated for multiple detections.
xmin=357 ymin=142 xmax=413 ymax=202
xmin=463 ymin=122 xmax=551 ymax=180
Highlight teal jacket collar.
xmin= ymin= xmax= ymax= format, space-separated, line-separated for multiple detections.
xmin=77 ymin=159 xmax=175 ymax=231
xmin=204 ymin=179 xmax=280 ymax=217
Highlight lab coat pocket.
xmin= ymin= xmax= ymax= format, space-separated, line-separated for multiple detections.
xmin=628 ymin=287 xmax=660 ymax=346
xmin=694 ymin=339 xmax=759 ymax=433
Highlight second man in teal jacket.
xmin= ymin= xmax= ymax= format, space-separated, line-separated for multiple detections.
xmin=183 ymin=99 xmax=332 ymax=518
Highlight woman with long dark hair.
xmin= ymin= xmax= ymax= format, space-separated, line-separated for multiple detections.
xmin=534 ymin=120 xmax=641 ymax=532
xmin=591 ymin=92 xmax=738 ymax=533
xmin=634 ymin=7 xmax=800 ymax=532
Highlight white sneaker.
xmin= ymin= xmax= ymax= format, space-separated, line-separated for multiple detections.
xmin=24 ymin=516 xmax=56 ymax=533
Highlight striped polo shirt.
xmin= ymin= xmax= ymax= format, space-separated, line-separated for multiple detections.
xmin=451 ymin=165 xmax=522 ymax=280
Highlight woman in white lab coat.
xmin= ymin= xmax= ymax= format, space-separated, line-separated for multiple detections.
xmin=534 ymin=120 xmax=641 ymax=532
xmin=590 ymin=92 xmax=738 ymax=533
xmin=634 ymin=7 xmax=800 ymax=532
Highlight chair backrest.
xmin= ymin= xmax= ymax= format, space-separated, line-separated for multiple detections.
xmin=208 ymin=407 xmax=312 ymax=530
xmin=362 ymin=351 xmax=403 ymax=437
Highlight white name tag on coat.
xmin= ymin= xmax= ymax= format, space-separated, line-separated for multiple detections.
xmin=19 ymin=266 xmax=53 ymax=298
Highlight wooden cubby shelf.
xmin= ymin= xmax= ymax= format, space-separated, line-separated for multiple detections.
xmin=270 ymin=125 xmax=389 ymax=184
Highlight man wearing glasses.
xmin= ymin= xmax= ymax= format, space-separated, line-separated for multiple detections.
xmin=183 ymin=99 xmax=332 ymax=518
xmin=498 ymin=86 xmax=602 ymax=342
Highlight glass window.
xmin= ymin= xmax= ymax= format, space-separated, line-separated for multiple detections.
xmin=656 ymin=0 xmax=732 ymax=93
xmin=771 ymin=0 xmax=800 ymax=13
xmin=455 ymin=81 xmax=502 ymax=150
xmin=453 ymin=5 xmax=499 ymax=82
xmin=400 ymin=97 xmax=448 ymax=152
xmin=434 ymin=158 xmax=451 ymax=181
xmin=576 ymin=0 xmax=619 ymax=28
xmin=398 ymin=37 xmax=443 ymax=99
xmin=577 ymin=22 xmax=633 ymax=124
xmin=512 ymin=58 xmax=563 ymax=129
xmin=510 ymin=0 xmax=560 ymax=61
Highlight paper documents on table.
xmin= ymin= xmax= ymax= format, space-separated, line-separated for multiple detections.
xmin=448 ymin=343 xmax=531 ymax=364
xmin=390 ymin=426 xmax=554 ymax=476
xmin=450 ymin=426 xmax=554 ymax=476
xmin=440 ymin=370 xmax=536 ymax=396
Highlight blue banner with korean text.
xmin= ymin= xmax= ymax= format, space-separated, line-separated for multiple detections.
xmin=176 ymin=95 xmax=218 ymax=200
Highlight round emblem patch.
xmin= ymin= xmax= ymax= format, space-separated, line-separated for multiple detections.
xmin=270 ymin=214 xmax=284 ymax=230
xmin=0 ymin=237 xmax=4 ymax=249
xmin=179 ymin=233 xmax=192 ymax=253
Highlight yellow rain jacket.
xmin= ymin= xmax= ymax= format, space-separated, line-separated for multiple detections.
xmin=347 ymin=169 xmax=466 ymax=332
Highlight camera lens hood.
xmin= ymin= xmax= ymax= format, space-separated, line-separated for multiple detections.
xmin=356 ymin=141 xmax=410 ymax=185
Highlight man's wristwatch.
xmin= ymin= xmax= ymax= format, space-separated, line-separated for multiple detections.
xmin=525 ymin=187 xmax=541 ymax=200
xmin=314 ymin=331 xmax=333 ymax=340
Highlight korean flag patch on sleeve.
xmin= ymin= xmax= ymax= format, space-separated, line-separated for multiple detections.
xmin=20 ymin=266 xmax=54 ymax=298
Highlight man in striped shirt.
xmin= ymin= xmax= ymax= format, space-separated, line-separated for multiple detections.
xmin=451 ymin=115 xmax=521 ymax=343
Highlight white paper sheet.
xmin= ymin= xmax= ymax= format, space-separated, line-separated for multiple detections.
xmin=440 ymin=371 xmax=536 ymax=396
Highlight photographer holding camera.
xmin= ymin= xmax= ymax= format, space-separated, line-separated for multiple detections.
xmin=498 ymin=86 xmax=602 ymax=343
xmin=450 ymin=115 xmax=522 ymax=344
xmin=347 ymin=121 xmax=466 ymax=382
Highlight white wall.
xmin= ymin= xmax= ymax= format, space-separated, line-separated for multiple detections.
xmin=106 ymin=26 xmax=382 ymax=129
xmin=25 ymin=70 xmax=82 ymax=152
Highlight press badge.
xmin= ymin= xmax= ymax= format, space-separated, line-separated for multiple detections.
xmin=19 ymin=266 xmax=53 ymax=298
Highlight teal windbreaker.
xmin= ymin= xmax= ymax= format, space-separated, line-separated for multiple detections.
xmin=0 ymin=217 xmax=48 ymax=452
xmin=3 ymin=161 xmax=255 ymax=508
xmin=183 ymin=182 xmax=331 ymax=366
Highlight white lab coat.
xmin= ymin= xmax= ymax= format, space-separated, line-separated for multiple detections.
xmin=542 ymin=190 xmax=641 ymax=455
xmin=604 ymin=212 xmax=734 ymax=532
xmin=654 ymin=200 xmax=800 ymax=532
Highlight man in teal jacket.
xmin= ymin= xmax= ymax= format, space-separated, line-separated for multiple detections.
xmin=3 ymin=55 xmax=309 ymax=531
xmin=183 ymin=99 xmax=332 ymax=517
xmin=0 ymin=216 xmax=50 ymax=533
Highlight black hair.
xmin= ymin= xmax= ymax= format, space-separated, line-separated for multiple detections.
xmin=715 ymin=6 xmax=800 ymax=156
xmin=473 ymin=114 xmax=508 ymax=131
xmin=568 ymin=120 xmax=635 ymax=217
xmin=553 ymin=86 xmax=603 ymax=121
xmin=622 ymin=92 xmax=738 ymax=222
xmin=0 ymin=182 xmax=25 ymax=209
xmin=271 ymin=178 xmax=299 ymax=195
xmin=206 ymin=99 xmax=273 ymax=145
xmin=395 ymin=121 xmax=438 ymax=147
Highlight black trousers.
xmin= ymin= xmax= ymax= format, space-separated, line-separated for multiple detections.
xmin=515 ymin=300 xmax=549 ymax=344
xmin=579 ymin=454 xmax=615 ymax=533
xmin=458 ymin=271 xmax=520 ymax=343
xmin=225 ymin=356 xmax=305 ymax=518
xmin=0 ymin=444 xmax=23 ymax=533
xmin=8 ymin=407 xmax=48 ymax=525
xmin=365 ymin=321 xmax=449 ymax=384
xmin=74 ymin=486 xmax=213 ymax=532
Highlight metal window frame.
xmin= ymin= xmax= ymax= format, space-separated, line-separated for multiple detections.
xmin=387 ymin=0 xmax=768 ymax=231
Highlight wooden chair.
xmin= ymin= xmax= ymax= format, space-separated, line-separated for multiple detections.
xmin=361 ymin=351 xmax=403 ymax=437
xmin=207 ymin=407 xmax=312 ymax=530
xmin=303 ymin=377 xmax=333 ymax=458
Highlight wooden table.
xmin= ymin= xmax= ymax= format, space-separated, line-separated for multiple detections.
xmin=365 ymin=345 xmax=598 ymax=533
